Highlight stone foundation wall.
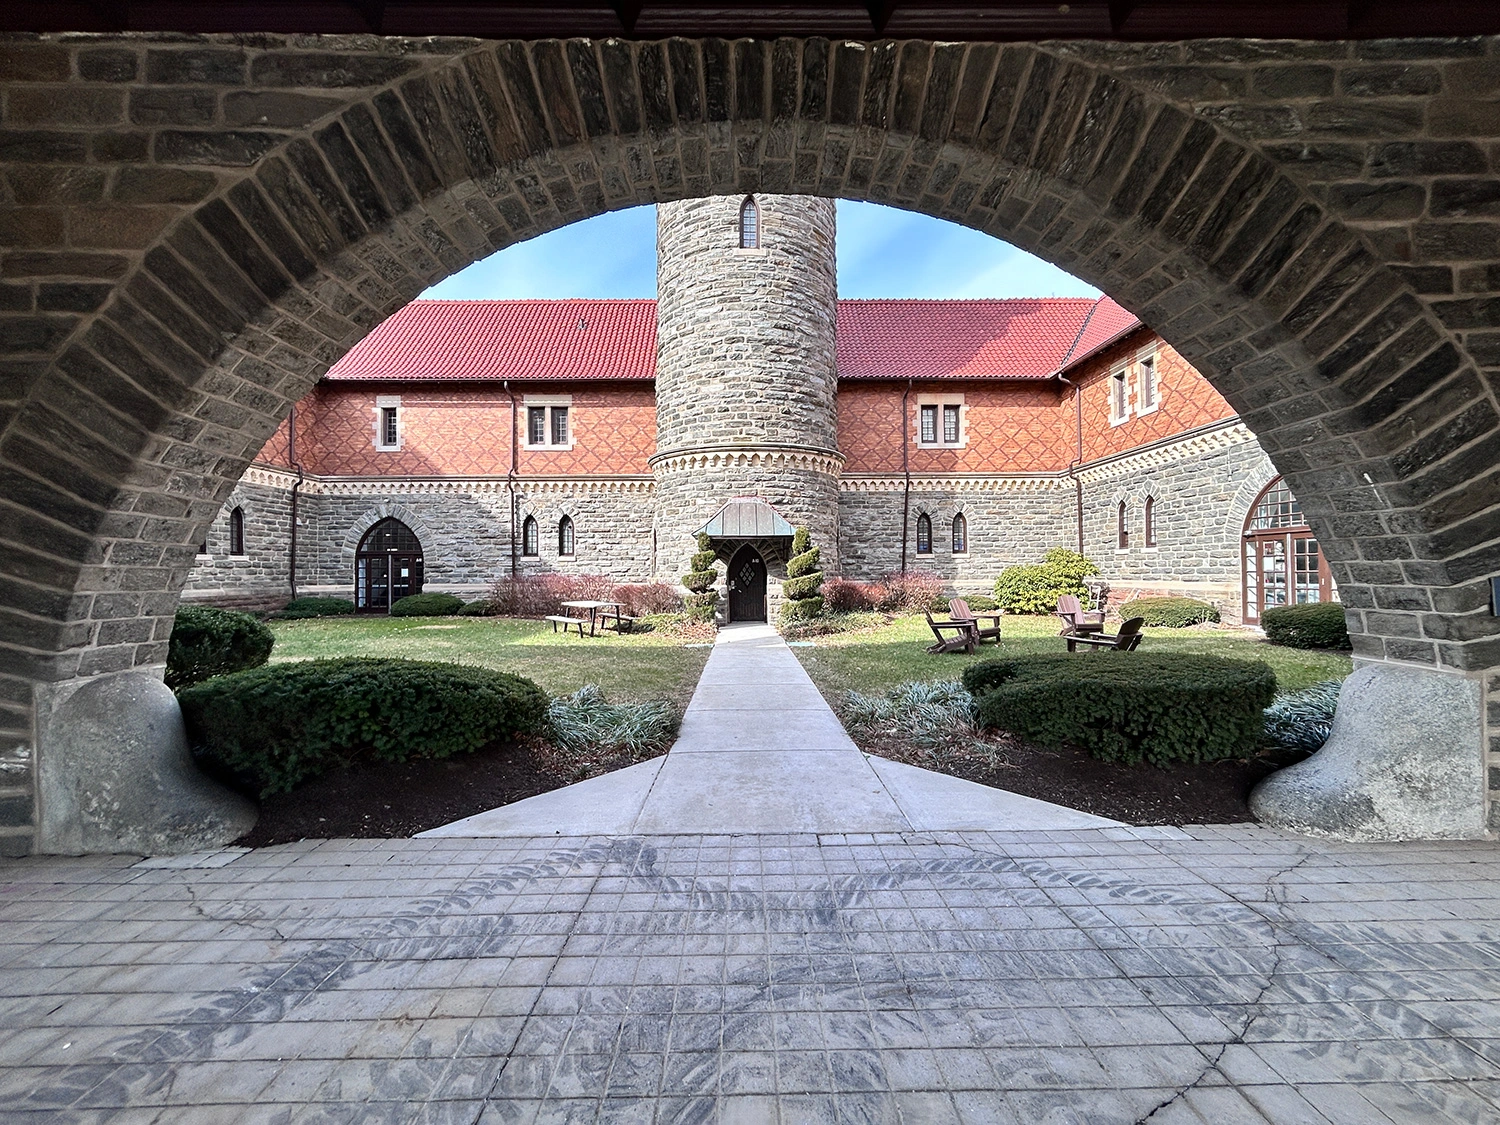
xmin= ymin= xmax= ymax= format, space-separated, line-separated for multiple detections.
xmin=181 ymin=472 xmax=296 ymax=610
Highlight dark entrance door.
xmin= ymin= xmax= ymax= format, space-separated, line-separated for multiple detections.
xmin=355 ymin=518 xmax=425 ymax=612
xmin=727 ymin=545 xmax=767 ymax=623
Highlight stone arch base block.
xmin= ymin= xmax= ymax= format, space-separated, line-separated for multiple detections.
xmin=1251 ymin=665 xmax=1485 ymax=842
xmin=35 ymin=674 xmax=257 ymax=856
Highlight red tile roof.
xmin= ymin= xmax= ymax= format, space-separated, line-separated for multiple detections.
xmin=324 ymin=295 xmax=1143 ymax=383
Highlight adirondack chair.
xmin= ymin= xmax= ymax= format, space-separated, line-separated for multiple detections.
xmin=1056 ymin=594 xmax=1106 ymax=637
xmin=949 ymin=598 xmax=1002 ymax=645
xmin=1066 ymin=616 xmax=1146 ymax=652
xmin=924 ymin=610 xmax=976 ymax=654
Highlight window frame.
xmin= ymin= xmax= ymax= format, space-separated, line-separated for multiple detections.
xmin=915 ymin=513 xmax=933 ymax=555
xmin=915 ymin=394 xmax=966 ymax=449
xmin=228 ymin=506 xmax=245 ymax=557
xmin=738 ymin=195 xmax=761 ymax=251
xmin=558 ymin=515 xmax=576 ymax=557
xmin=1117 ymin=500 xmax=1130 ymax=551
xmin=1136 ymin=346 xmax=1160 ymax=417
xmin=1143 ymin=495 xmax=1158 ymax=549
xmin=521 ymin=515 xmax=539 ymax=558
xmin=523 ymin=395 xmax=574 ymax=451
xmin=951 ymin=512 xmax=968 ymax=555
xmin=1108 ymin=367 xmax=1130 ymax=426
xmin=374 ymin=394 xmax=402 ymax=450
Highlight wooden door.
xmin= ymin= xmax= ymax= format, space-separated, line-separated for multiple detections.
xmin=727 ymin=546 xmax=766 ymax=623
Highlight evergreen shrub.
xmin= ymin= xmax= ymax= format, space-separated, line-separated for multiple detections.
xmin=389 ymin=592 xmax=464 ymax=617
xmin=166 ymin=606 xmax=275 ymax=690
xmin=179 ymin=657 xmax=550 ymax=796
xmin=1118 ymin=596 xmax=1220 ymax=628
xmin=1261 ymin=602 xmax=1351 ymax=649
xmin=275 ymin=597 xmax=355 ymax=619
xmin=458 ymin=600 xmax=495 ymax=616
xmin=993 ymin=548 xmax=1100 ymax=614
xmin=781 ymin=527 xmax=825 ymax=623
xmin=962 ymin=652 xmax=1276 ymax=766
xmin=683 ymin=533 xmax=719 ymax=622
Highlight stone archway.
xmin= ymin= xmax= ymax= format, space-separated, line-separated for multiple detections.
xmin=3 ymin=33 xmax=1499 ymax=853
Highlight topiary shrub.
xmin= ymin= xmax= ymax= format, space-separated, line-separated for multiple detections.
xmin=993 ymin=547 xmax=1101 ymax=614
xmin=682 ymin=533 xmax=719 ymax=622
xmin=962 ymin=652 xmax=1276 ymax=766
xmin=1119 ymin=596 xmax=1220 ymax=628
xmin=275 ymin=597 xmax=355 ymax=620
xmin=1261 ymin=601 xmax=1351 ymax=649
xmin=166 ymin=606 xmax=275 ymax=690
xmin=389 ymin=592 xmax=464 ymax=617
xmin=781 ymin=527 xmax=825 ymax=623
xmin=179 ymin=657 xmax=550 ymax=796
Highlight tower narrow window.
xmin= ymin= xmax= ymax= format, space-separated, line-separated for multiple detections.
xmin=558 ymin=515 xmax=575 ymax=557
xmin=739 ymin=196 xmax=760 ymax=249
xmin=229 ymin=506 xmax=245 ymax=556
xmin=522 ymin=515 xmax=538 ymax=557
xmin=916 ymin=513 xmax=932 ymax=555
xmin=1144 ymin=496 xmax=1157 ymax=548
xmin=951 ymin=513 xmax=967 ymax=554
xmin=1117 ymin=501 xmax=1129 ymax=549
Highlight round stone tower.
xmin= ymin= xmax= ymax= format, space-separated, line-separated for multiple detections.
xmin=651 ymin=195 xmax=842 ymax=611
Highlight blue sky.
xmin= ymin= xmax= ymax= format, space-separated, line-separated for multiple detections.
xmin=421 ymin=200 xmax=1100 ymax=301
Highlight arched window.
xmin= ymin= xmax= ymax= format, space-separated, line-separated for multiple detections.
xmin=522 ymin=515 xmax=538 ymax=557
xmin=739 ymin=196 xmax=760 ymax=249
xmin=1243 ymin=477 xmax=1336 ymax=625
xmin=1143 ymin=496 xmax=1157 ymax=548
xmin=951 ymin=513 xmax=967 ymax=554
xmin=1117 ymin=501 xmax=1129 ymax=549
xmin=228 ymin=506 xmax=245 ymax=556
xmin=916 ymin=513 xmax=932 ymax=555
xmin=558 ymin=515 xmax=575 ymax=557
xmin=355 ymin=517 xmax=424 ymax=613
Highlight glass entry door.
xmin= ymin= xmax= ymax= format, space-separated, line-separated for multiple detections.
xmin=355 ymin=518 xmax=425 ymax=613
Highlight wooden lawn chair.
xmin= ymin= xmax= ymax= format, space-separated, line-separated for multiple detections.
xmin=949 ymin=598 xmax=1002 ymax=645
xmin=1065 ymin=616 xmax=1146 ymax=652
xmin=1056 ymin=594 xmax=1106 ymax=637
xmin=924 ymin=610 xmax=976 ymax=655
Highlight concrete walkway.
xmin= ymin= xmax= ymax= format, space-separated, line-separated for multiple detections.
xmin=425 ymin=623 xmax=1117 ymax=838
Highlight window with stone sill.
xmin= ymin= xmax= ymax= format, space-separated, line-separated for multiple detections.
xmin=739 ymin=196 xmax=760 ymax=249
xmin=558 ymin=515 xmax=576 ymax=557
xmin=1136 ymin=348 xmax=1160 ymax=416
xmin=1117 ymin=500 xmax=1129 ymax=550
xmin=524 ymin=397 xmax=573 ymax=450
xmin=522 ymin=515 xmax=538 ymax=557
xmin=951 ymin=512 xmax=968 ymax=554
xmin=1143 ymin=496 xmax=1158 ymax=548
xmin=916 ymin=513 xmax=932 ymax=555
xmin=1109 ymin=369 xmax=1129 ymax=426
xmin=229 ymin=506 xmax=245 ymax=557
xmin=917 ymin=396 xmax=965 ymax=448
xmin=375 ymin=395 xmax=402 ymax=450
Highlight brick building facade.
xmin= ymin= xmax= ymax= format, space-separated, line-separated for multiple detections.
xmin=185 ymin=195 xmax=1306 ymax=625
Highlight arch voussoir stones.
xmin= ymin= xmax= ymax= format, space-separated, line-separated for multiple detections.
xmin=2 ymin=31 xmax=1499 ymax=853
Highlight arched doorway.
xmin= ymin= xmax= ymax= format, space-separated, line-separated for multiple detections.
xmin=356 ymin=518 xmax=425 ymax=613
xmin=1243 ymin=477 xmax=1335 ymax=626
xmin=727 ymin=545 xmax=767 ymax=624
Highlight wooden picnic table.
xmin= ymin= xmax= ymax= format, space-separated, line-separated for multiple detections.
xmin=558 ymin=600 xmax=630 ymax=637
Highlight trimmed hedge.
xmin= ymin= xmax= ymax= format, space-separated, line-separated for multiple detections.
xmin=179 ymin=657 xmax=550 ymax=796
xmin=166 ymin=606 xmax=275 ymax=690
xmin=1118 ymin=596 xmax=1220 ymax=628
xmin=993 ymin=547 xmax=1100 ymax=614
xmin=781 ymin=526 xmax=825 ymax=623
xmin=1261 ymin=601 xmax=1351 ymax=649
xmin=962 ymin=652 xmax=1276 ymax=766
xmin=275 ymin=597 xmax=356 ymax=619
xmin=389 ymin=592 xmax=464 ymax=617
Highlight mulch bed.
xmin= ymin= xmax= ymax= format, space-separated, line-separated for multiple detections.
xmin=861 ymin=732 xmax=1309 ymax=826
xmin=233 ymin=741 xmax=645 ymax=847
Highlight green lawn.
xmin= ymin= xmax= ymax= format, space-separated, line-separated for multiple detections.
xmin=268 ymin=616 xmax=711 ymax=706
xmin=793 ymin=613 xmax=1352 ymax=702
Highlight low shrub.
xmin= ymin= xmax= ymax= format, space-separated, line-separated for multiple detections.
xmin=390 ymin=592 xmax=464 ymax=617
xmin=179 ymin=657 xmax=550 ymax=796
xmin=1262 ymin=601 xmax=1351 ymax=649
xmin=166 ymin=606 xmax=275 ymax=690
xmin=1118 ymin=596 xmax=1220 ymax=628
xmin=486 ymin=573 xmax=615 ymax=617
xmin=963 ymin=652 xmax=1276 ymax=767
xmin=962 ymin=594 xmax=1000 ymax=612
xmin=548 ymin=684 xmax=679 ymax=757
xmin=780 ymin=595 xmax=825 ymax=622
xmin=1263 ymin=680 xmax=1342 ymax=753
xmin=458 ymin=600 xmax=495 ymax=616
xmin=993 ymin=547 xmax=1100 ymax=614
xmin=843 ymin=680 xmax=977 ymax=751
xmin=275 ymin=597 xmax=355 ymax=620
xmin=612 ymin=583 xmax=682 ymax=616
xmin=875 ymin=571 xmax=944 ymax=614
xmin=823 ymin=578 xmax=882 ymax=613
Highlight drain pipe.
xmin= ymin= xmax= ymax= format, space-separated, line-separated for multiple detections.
xmin=505 ymin=379 xmax=518 ymax=579
xmin=899 ymin=377 xmax=912 ymax=574
xmin=1057 ymin=375 xmax=1085 ymax=555
xmin=287 ymin=404 xmax=305 ymax=600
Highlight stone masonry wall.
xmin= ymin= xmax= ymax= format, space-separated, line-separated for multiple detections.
xmin=180 ymin=471 xmax=294 ymax=610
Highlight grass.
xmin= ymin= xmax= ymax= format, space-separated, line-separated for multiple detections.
xmin=268 ymin=615 xmax=711 ymax=708
xmin=793 ymin=613 xmax=1353 ymax=702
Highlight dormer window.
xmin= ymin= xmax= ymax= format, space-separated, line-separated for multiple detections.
xmin=739 ymin=196 xmax=760 ymax=249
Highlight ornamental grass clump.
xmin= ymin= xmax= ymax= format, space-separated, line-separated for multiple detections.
xmin=1263 ymin=679 xmax=1342 ymax=752
xmin=842 ymin=680 xmax=978 ymax=750
xmin=781 ymin=526 xmax=825 ymax=622
xmin=547 ymin=684 xmax=679 ymax=758
xmin=963 ymin=652 xmax=1276 ymax=767
xmin=1118 ymin=596 xmax=1220 ymax=627
xmin=682 ymin=532 xmax=720 ymax=622
xmin=166 ymin=605 xmax=275 ymax=690
xmin=1261 ymin=601 xmax=1351 ymax=649
xmin=993 ymin=547 xmax=1100 ymax=614
xmin=179 ymin=657 xmax=549 ymax=796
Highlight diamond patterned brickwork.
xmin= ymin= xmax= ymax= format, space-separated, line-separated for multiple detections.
xmin=1079 ymin=335 xmax=1239 ymax=462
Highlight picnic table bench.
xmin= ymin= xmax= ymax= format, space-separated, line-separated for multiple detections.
xmin=545 ymin=614 xmax=588 ymax=637
xmin=557 ymin=600 xmax=636 ymax=637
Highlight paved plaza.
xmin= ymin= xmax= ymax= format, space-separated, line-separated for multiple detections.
xmin=2 ymin=627 xmax=1500 ymax=1122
